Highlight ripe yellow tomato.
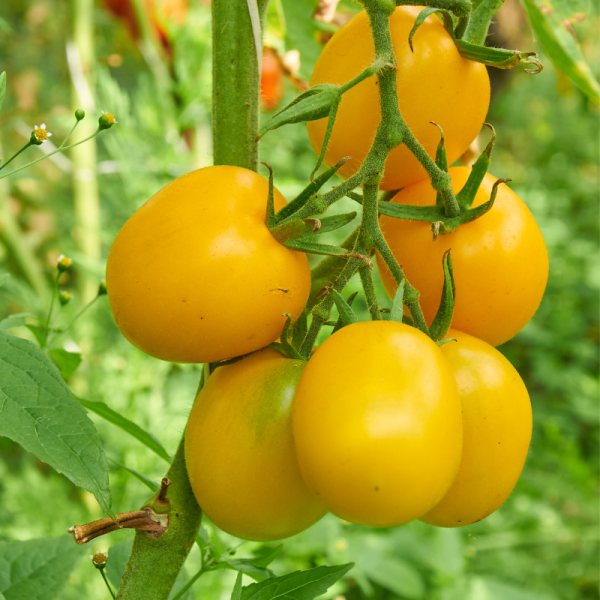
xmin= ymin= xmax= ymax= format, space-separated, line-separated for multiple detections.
xmin=106 ymin=166 xmax=311 ymax=363
xmin=421 ymin=330 xmax=532 ymax=527
xmin=377 ymin=167 xmax=549 ymax=347
xmin=185 ymin=349 xmax=327 ymax=541
xmin=292 ymin=321 xmax=462 ymax=527
xmin=307 ymin=7 xmax=490 ymax=191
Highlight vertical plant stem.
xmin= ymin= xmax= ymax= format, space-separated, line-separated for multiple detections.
xmin=71 ymin=0 xmax=100 ymax=305
xmin=212 ymin=0 xmax=270 ymax=170
xmin=116 ymin=440 xmax=203 ymax=600
xmin=117 ymin=3 xmax=269 ymax=599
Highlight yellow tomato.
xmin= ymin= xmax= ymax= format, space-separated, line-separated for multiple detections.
xmin=292 ymin=321 xmax=462 ymax=527
xmin=106 ymin=166 xmax=311 ymax=363
xmin=377 ymin=167 xmax=549 ymax=346
xmin=185 ymin=349 xmax=327 ymax=541
xmin=421 ymin=330 xmax=532 ymax=527
xmin=307 ymin=6 xmax=490 ymax=190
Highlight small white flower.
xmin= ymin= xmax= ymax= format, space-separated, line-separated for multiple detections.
xmin=31 ymin=123 xmax=52 ymax=144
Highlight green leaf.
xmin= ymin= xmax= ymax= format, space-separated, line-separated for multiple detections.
xmin=0 ymin=72 xmax=6 ymax=112
xmin=231 ymin=572 xmax=244 ymax=600
xmin=110 ymin=459 xmax=160 ymax=491
xmin=77 ymin=396 xmax=172 ymax=462
xmin=241 ymin=563 xmax=353 ymax=600
xmin=0 ymin=330 xmax=113 ymax=516
xmin=251 ymin=545 xmax=283 ymax=568
xmin=522 ymin=0 xmax=600 ymax=102
xmin=332 ymin=292 xmax=358 ymax=334
xmin=0 ymin=313 xmax=39 ymax=330
xmin=464 ymin=0 xmax=506 ymax=44
xmin=0 ymin=272 xmax=10 ymax=287
xmin=0 ymin=536 xmax=85 ymax=600
xmin=361 ymin=555 xmax=424 ymax=599
xmin=48 ymin=349 xmax=82 ymax=380
xmin=24 ymin=324 xmax=47 ymax=348
xmin=105 ymin=540 xmax=134 ymax=590
xmin=219 ymin=559 xmax=274 ymax=582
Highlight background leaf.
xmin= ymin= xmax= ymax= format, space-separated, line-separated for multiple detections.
xmin=48 ymin=348 xmax=82 ymax=380
xmin=0 ymin=536 xmax=85 ymax=600
xmin=77 ymin=396 xmax=172 ymax=462
xmin=521 ymin=0 xmax=600 ymax=102
xmin=0 ymin=330 xmax=113 ymax=516
xmin=0 ymin=72 xmax=6 ymax=112
xmin=242 ymin=563 xmax=353 ymax=600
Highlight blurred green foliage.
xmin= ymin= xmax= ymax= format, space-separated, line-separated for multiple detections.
xmin=0 ymin=1 xmax=598 ymax=599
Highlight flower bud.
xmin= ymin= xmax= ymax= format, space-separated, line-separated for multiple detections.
xmin=90 ymin=552 xmax=108 ymax=570
xmin=99 ymin=111 xmax=117 ymax=130
xmin=59 ymin=291 xmax=72 ymax=306
xmin=75 ymin=109 xmax=85 ymax=121
xmin=98 ymin=279 xmax=108 ymax=296
xmin=57 ymin=255 xmax=73 ymax=273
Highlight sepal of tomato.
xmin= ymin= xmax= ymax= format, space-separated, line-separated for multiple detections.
xmin=293 ymin=320 xmax=463 ymax=527
xmin=185 ymin=349 xmax=327 ymax=541
xmin=421 ymin=330 xmax=533 ymax=527
xmin=377 ymin=167 xmax=549 ymax=347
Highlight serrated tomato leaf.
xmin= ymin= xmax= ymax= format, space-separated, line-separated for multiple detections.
xmin=0 ymin=330 xmax=113 ymax=517
xmin=241 ymin=562 xmax=353 ymax=600
xmin=0 ymin=536 xmax=85 ymax=600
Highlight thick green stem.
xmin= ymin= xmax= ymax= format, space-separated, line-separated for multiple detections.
xmin=116 ymin=440 xmax=203 ymax=600
xmin=117 ymin=4 xmax=269 ymax=599
xmin=212 ymin=0 xmax=269 ymax=170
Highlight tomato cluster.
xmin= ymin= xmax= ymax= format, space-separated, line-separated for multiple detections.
xmin=106 ymin=7 xmax=546 ymax=541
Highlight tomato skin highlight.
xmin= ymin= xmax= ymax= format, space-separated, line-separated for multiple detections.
xmin=106 ymin=166 xmax=311 ymax=364
xmin=292 ymin=321 xmax=463 ymax=527
xmin=185 ymin=349 xmax=327 ymax=541
xmin=307 ymin=6 xmax=490 ymax=191
xmin=377 ymin=167 xmax=549 ymax=347
xmin=421 ymin=330 xmax=532 ymax=527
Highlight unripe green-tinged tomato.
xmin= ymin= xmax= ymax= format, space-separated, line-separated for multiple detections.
xmin=106 ymin=166 xmax=311 ymax=363
xmin=377 ymin=167 xmax=549 ymax=347
xmin=307 ymin=7 xmax=490 ymax=191
xmin=292 ymin=321 xmax=463 ymax=527
xmin=185 ymin=349 xmax=327 ymax=541
xmin=421 ymin=330 xmax=532 ymax=527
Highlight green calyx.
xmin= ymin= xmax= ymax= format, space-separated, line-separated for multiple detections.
xmin=350 ymin=123 xmax=512 ymax=239
xmin=407 ymin=3 xmax=543 ymax=74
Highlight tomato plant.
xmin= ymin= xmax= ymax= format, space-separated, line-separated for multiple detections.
xmin=307 ymin=6 xmax=490 ymax=191
xmin=106 ymin=166 xmax=311 ymax=363
xmin=292 ymin=321 xmax=463 ymax=527
xmin=0 ymin=0 xmax=568 ymax=595
xmin=421 ymin=329 xmax=532 ymax=527
xmin=185 ymin=349 xmax=326 ymax=541
xmin=377 ymin=167 xmax=549 ymax=346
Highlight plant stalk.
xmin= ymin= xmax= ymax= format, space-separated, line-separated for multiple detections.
xmin=116 ymin=2 xmax=268 ymax=598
